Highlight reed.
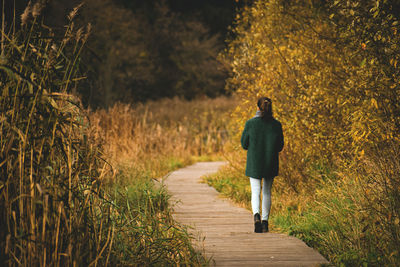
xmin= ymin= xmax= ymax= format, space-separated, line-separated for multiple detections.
xmin=0 ymin=3 xmax=109 ymax=265
xmin=0 ymin=3 xmax=213 ymax=266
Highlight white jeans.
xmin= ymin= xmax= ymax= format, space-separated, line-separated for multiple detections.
xmin=249 ymin=177 xmax=273 ymax=221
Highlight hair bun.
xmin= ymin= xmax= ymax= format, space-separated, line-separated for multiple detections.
xmin=257 ymin=97 xmax=273 ymax=121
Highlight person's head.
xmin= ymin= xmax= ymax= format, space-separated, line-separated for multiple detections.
xmin=257 ymin=97 xmax=273 ymax=121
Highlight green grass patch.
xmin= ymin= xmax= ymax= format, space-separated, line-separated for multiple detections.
xmin=104 ymin=165 xmax=209 ymax=266
xmin=202 ymin=169 xmax=251 ymax=210
xmin=203 ymin=163 xmax=398 ymax=267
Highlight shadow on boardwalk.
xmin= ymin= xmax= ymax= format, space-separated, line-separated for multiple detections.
xmin=163 ymin=162 xmax=329 ymax=267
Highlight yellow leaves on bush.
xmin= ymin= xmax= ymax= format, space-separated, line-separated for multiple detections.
xmin=225 ymin=1 xmax=400 ymax=265
xmin=226 ymin=0 xmax=400 ymax=187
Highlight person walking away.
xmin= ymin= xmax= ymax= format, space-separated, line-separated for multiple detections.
xmin=240 ymin=97 xmax=284 ymax=233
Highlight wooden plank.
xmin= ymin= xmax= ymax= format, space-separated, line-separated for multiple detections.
xmin=163 ymin=162 xmax=329 ymax=267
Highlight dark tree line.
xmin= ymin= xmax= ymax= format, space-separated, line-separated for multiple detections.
xmin=3 ymin=0 xmax=245 ymax=108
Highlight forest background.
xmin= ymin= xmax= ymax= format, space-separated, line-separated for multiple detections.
xmin=3 ymin=0 xmax=246 ymax=107
xmin=1 ymin=0 xmax=400 ymax=266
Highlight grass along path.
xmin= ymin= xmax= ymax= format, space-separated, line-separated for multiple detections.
xmin=163 ymin=162 xmax=329 ymax=266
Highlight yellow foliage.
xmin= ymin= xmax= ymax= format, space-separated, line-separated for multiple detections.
xmin=225 ymin=0 xmax=400 ymax=189
xmin=223 ymin=0 xmax=400 ymax=265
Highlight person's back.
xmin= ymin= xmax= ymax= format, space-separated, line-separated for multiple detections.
xmin=240 ymin=97 xmax=284 ymax=233
xmin=241 ymin=117 xmax=283 ymax=179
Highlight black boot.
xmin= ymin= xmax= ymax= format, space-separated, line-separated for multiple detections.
xmin=254 ymin=213 xmax=262 ymax=233
xmin=261 ymin=220 xmax=269 ymax=233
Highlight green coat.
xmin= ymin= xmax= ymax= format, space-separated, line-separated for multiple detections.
xmin=241 ymin=117 xmax=284 ymax=179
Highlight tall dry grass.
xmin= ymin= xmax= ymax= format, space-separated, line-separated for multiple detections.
xmin=90 ymin=96 xmax=235 ymax=177
xmin=0 ymin=4 xmax=113 ymax=265
xmin=0 ymin=3 xmax=217 ymax=266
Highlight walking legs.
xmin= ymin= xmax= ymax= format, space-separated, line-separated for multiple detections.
xmin=249 ymin=177 xmax=274 ymax=221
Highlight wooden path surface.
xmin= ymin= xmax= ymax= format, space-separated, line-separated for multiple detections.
xmin=163 ymin=162 xmax=329 ymax=267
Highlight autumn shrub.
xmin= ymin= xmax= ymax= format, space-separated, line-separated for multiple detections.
xmin=271 ymin=142 xmax=400 ymax=266
xmin=213 ymin=0 xmax=400 ymax=265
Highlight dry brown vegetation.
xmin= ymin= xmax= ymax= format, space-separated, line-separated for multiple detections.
xmin=90 ymin=96 xmax=234 ymax=178
xmin=0 ymin=3 xmax=234 ymax=265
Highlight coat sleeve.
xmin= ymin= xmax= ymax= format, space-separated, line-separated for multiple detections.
xmin=241 ymin=121 xmax=250 ymax=150
xmin=277 ymin=122 xmax=284 ymax=152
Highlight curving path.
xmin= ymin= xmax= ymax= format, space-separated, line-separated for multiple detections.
xmin=163 ymin=162 xmax=329 ymax=267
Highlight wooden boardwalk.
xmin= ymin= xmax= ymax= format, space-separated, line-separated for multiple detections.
xmin=163 ymin=162 xmax=329 ymax=267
